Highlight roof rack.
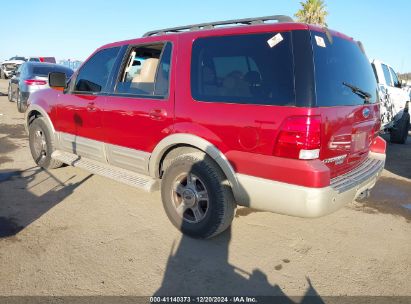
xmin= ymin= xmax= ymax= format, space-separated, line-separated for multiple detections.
xmin=142 ymin=15 xmax=294 ymax=37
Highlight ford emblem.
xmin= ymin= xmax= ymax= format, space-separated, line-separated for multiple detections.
xmin=362 ymin=108 xmax=370 ymax=118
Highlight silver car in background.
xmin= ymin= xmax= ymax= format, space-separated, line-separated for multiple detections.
xmin=8 ymin=62 xmax=73 ymax=112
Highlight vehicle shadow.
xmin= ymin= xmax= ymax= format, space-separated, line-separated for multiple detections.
xmin=381 ymin=133 xmax=411 ymax=179
xmin=155 ymin=228 xmax=324 ymax=302
xmin=154 ymin=157 xmax=324 ymax=303
xmin=0 ymin=167 xmax=92 ymax=238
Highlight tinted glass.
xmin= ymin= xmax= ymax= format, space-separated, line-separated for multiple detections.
xmin=32 ymin=66 xmax=74 ymax=78
xmin=312 ymin=31 xmax=377 ymax=106
xmin=29 ymin=58 xmax=40 ymax=62
xmin=191 ymin=32 xmax=295 ymax=106
xmin=75 ymin=47 xmax=120 ymax=93
xmin=371 ymin=63 xmax=379 ymax=83
xmin=154 ymin=43 xmax=172 ymax=96
xmin=116 ymin=43 xmax=171 ymax=97
xmin=389 ymin=67 xmax=400 ymax=87
xmin=382 ymin=64 xmax=392 ymax=86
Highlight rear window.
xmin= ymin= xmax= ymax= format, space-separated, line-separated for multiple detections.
xmin=312 ymin=31 xmax=377 ymax=106
xmin=32 ymin=66 xmax=74 ymax=78
xmin=191 ymin=32 xmax=295 ymax=106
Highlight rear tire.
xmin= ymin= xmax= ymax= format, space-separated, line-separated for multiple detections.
xmin=28 ymin=117 xmax=63 ymax=169
xmin=161 ymin=152 xmax=236 ymax=239
xmin=390 ymin=111 xmax=410 ymax=144
xmin=16 ymin=91 xmax=27 ymax=113
xmin=7 ymin=85 xmax=13 ymax=102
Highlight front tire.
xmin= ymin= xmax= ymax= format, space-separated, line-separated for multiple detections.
xmin=28 ymin=117 xmax=63 ymax=169
xmin=390 ymin=111 xmax=410 ymax=144
xmin=161 ymin=152 xmax=236 ymax=239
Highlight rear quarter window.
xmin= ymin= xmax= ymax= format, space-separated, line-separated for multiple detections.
xmin=312 ymin=31 xmax=378 ymax=106
xmin=191 ymin=32 xmax=295 ymax=106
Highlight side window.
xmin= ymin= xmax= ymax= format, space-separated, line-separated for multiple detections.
xmin=382 ymin=64 xmax=392 ymax=86
xmin=389 ymin=67 xmax=400 ymax=88
xmin=371 ymin=63 xmax=379 ymax=83
xmin=191 ymin=32 xmax=295 ymax=106
xmin=116 ymin=42 xmax=172 ymax=97
xmin=74 ymin=47 xmax=120 ymax=93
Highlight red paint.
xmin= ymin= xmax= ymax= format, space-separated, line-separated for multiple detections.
xmin=273 ymin=115 xmax=321 ymax=159
xmin=370 ymin=136 xmax=387 ymax=154
xmin=29 ymin=21 xmax=386 ymax=189
xmin=25 ymin=79 xmax=47 ymax=86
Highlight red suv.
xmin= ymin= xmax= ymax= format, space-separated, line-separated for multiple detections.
xmin=25 ymin=16 xmax=386 ymax=238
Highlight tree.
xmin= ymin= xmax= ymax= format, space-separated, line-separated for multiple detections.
xmin=295 ymin=0 xmax=328 ymax=26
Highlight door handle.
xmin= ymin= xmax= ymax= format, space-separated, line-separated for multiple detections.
xmin=149 ymin=109 xmax=166 ymax=121
xmin=87 ymin=102 xmax=96 ymax=112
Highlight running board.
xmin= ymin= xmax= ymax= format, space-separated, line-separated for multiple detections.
xmin=51 ymin=150 xmax=159 ymax=192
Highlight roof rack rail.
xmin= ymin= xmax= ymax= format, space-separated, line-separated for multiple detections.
xmin=142 ymin=15 xmax=294 ymax=37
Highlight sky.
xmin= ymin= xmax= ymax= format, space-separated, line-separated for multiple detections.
xmin=2 ymin=0 xmax=411 ymax=72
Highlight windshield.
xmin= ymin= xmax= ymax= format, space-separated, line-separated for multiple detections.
xmin=311 ymin=31 xmax=378 ymax=106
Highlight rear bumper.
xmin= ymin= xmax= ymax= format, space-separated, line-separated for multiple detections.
xmin=236 ymin=152 xmax=385 ymax=218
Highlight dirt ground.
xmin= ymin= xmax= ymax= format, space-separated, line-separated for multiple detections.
xmin=0 ymin=78 xmax=410 ymax=298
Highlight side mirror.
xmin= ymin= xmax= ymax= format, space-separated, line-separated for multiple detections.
xmin=49 ymin=72 xmax=66 ymax=91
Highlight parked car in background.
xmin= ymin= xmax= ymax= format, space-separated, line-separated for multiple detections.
xmin=26 ymin=16 xmax=386 ymax=238
xmin=27 ymin=57 xmax=57 ymax=63
xmin=8 ymin=62 xmax=73 ymax=112
xmin=0 ymin=56 xmax=27 ymax=79
xmin=371 ymin=59 xmax=410 ymax=144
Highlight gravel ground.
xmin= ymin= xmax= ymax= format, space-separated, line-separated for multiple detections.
xmin=0 ymin=79 xmax=410 ymax=298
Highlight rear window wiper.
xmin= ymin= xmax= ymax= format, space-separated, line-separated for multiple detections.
xmin=342 ymin=82 xmax=371 ymax=104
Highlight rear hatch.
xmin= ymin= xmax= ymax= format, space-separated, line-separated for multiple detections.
xmin=309 ymin=29 xmax=380 ymax=178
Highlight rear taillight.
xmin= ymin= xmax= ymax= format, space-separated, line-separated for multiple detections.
xmin=39 ymin=57 xmax=44 ymax=62
xmin=24 ymin=79 xmax=47 ymax=86
xmin=274 ymin=116 xmax=321 ymax=160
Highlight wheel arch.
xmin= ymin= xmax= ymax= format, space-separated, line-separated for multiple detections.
xmin=149 ymin=134 xmax=241 ymax=200
xmin=24 ymin=104 xmax=55 ymax=135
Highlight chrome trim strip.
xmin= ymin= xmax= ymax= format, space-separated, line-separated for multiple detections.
xmin=330 ymin=157 xmax=385 ymax=193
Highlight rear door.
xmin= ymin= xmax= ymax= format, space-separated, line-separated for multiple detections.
xmin=100 ymin=41 xmax=175 ymax=174
xmin=310 ymin=30 xmax=380 ymax=178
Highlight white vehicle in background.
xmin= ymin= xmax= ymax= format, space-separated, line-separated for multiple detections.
xmin=0 ymin=56 xmax=27 ymax=79
xmin=371 ymin=59 xmax=410 ymax=144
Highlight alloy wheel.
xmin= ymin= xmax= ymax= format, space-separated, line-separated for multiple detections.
xmin=171 ymin=172 xmax=209 ymax=223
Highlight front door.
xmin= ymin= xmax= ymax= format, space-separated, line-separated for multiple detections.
xmin=54 ymin=46 xmax=122 ymax=162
